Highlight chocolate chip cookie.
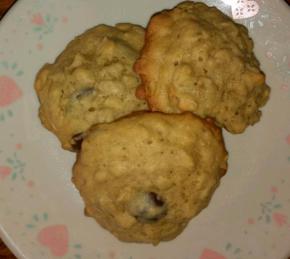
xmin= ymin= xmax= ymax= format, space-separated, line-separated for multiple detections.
xmin=35 ymin=23 xmax=147 ymax=150
xmin=73 ymin=112 xmax=228 ymax=244
xmin=134 ymin=1 xmax=270 ymax=133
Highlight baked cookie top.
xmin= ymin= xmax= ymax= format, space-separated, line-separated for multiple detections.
xmin=73 ymin=112 xmax=228 ymax=244
xmin=35 ymin=23 xmax=147 ymax=151
xmin=134 ymin=1 xmax=270 ymax=133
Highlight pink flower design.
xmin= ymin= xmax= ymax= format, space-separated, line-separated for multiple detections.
xmin=0 ymin=76 xmax=22 ymax=107
xmin=16 ymin=143 xmax=22 ymax=150
xmin=0 ymin=166 xmax=12 ymax=180
xmin=31 ymin=13 xmax=44 ymax=26
xmin=62 ymin=16 xmax=68 ymax=24
xmin=247 ymin=218 xmax=256 ymax=225
xmin=36 ymin=42 xmax=43 ymax=51
xmin=108 ymin=251 xmax=116 ymax=259
xmin=27 ymin=180 xmax=35 ymax=188
xmin=37 ymin=225 xmax=69 ymax=256
xmin=281 ymin=84 xmax=289 ymax=91
xmin=271 ymin=186 xmax=278 ymax=194
xmin=266 ymin=51 xmax=273 ymax=58
xmin=286 ymin=135 xmax=290 ymax=145
xmin=272 ymin=213 xmax=288 ymax=227
xmin=200 ymin=249 xmax=227 ymax=259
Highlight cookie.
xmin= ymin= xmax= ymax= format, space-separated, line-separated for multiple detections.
xmin=134 ymin=1 xmax=270 ymax=133
xmin=35 ymin=23 xmax=147 ymax=151
xmin=73 ymin=112 xmax=228 ymax=244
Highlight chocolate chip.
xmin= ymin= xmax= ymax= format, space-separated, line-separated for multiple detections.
xmin=71 ymin=132 xmax=85 ymax=151
xmin=148 ymin=192 xmax=164 ymax=207
xmin=128 ymin=191 xmax=167 ymax=223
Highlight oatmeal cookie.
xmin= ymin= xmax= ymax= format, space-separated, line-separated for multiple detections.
xmin=134 ymin=1 xmax=270 ymax=133
xmin=73 ymin=112 xmax=228 ymax=244
xmin=35 ymin=23 xmax=147 ymax=150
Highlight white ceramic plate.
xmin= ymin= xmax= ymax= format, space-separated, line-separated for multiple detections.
xmin=0 ymin=0 xmax=289 ymax=258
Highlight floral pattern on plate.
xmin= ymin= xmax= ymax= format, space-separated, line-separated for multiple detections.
xmin=0 ymin=0 xmax=289 ymax=258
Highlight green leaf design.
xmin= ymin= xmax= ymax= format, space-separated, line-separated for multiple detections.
xmin=11 ymin=172 xmax=17 ymax=180
xmin=45 ymin=14 xmax=50 ymax=22
xmin=266 ymin=214 xmax=271 ymax=223
xmin=226 ymin=242 xmax=232 ymax=251
xmin=33 ymin=26 xmax=42 ymax=32
xmin=43 ymin=212 xmax=48 ymax=221
xmin=6 ymin=158 xmax=14 ymax=165
xmin=274 ymin=204 xmax=282 ymax=209
xmin=234 ymin=248 xmax=241 ymax=254
xmin=7 ymin=110 xmax=13 ymax=117
xmin=33 ymin=214 xmax=39 ymax=222
xmin=18 ymin=161 xmax=26 ymax=167
xmin=74 ymin=244 xmax=82 ymax=249
xmin=16 ymin=70 xmax=24 ymax=76
xmin=26 ymin=224 xmax=35 ymax=229
xmin=11 ymin=63 xmax=17 ymax=69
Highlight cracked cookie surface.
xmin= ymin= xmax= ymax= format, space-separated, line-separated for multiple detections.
xmin=35 ymin=23 xmax=147 ymax=150
xmin=73 ymin=112 xmax=228 ymax=244
xmin=135 ymin=1 xmax=270 ymax=133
